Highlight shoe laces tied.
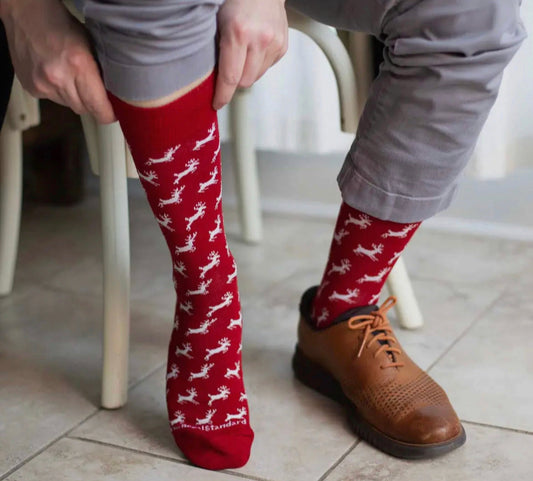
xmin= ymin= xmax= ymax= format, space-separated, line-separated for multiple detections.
xmin=347 ymin=296 xmax=404 ymax=369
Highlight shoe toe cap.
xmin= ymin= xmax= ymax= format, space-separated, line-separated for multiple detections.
xmin=398 ymin=405 xmax=462 ymax=445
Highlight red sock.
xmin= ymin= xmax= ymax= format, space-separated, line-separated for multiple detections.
xmin=312 ymin=202 xmax=420 ymax=328
xmin=108 ymin=73 xmax=253 ymax=470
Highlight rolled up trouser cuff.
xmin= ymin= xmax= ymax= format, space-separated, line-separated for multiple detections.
xmin=337 ymin=154 xmax=458 ymax=223
xmin=92 ymin=39 xmax=216 ymax=102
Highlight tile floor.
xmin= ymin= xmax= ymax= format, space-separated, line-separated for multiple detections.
xmin=1 ymin=181 xmax=533 ymax=481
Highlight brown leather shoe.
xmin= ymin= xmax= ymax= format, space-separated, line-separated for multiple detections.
xmin=292 ymin=286 xmax=466 ymax=459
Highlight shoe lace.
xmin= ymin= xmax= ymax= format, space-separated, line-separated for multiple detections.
xmin=347 ymin=296 xmax=404 ymax=369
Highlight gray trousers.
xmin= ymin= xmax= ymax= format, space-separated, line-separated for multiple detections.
xmin=78 ymin=0 xmax=526 ymax=223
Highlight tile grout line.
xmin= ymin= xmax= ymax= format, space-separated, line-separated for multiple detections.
xmin=0 ymin=360 xmax=166 ymax=480
xmin=461 ymin=419 xmax=533 ymax=436
xmin=425 ymin=287 xmax=510 ymax=374
xmin=425 ymin=254 xmax=533 ymax=374
xmin=66 ymin=436 xmax=192 ymax=468
xmin=0 ymin=408 xmax=101 ymax=481
xmin=316 ymin=440 xmax=360 ymax=481
xmin=128 ymin=361 xmax=167 ymax=392
xmin=66 ymin=437 xmax=274 ymax=481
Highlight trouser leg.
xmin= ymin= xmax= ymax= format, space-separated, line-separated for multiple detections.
xmin=80 ymin=0 xmax=224 ymax=101
xmin=289 ymin=0 xmax=526 ymax=222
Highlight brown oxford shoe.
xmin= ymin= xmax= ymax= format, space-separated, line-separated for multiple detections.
xmin=292 ymin=286 xmax=466 ymax=459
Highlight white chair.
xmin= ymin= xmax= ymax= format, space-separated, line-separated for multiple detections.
xmin=0 ymin=7 xmax=423 ymax=410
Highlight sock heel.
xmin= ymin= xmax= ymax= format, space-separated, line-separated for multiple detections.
xmin=292 ymin=345 xmax=347 ymax=405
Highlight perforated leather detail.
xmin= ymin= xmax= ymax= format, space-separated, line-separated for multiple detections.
xmin=351 ymin=373 xmax=449 ymax=421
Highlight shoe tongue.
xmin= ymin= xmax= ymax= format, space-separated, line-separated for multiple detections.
xmin=332 ymin=304 xmax=379 ymax=326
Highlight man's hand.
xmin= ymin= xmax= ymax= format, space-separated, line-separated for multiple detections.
xmin=213 ymin=0 xmax=288 ymax=110
xmin=1 ymin=0 xmax=115 ymax=123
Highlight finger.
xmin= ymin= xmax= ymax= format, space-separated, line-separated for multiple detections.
xmin=59 ymin=82 xmax=86 ymax=116
xmin=239 ymin=46 xmax=266 ymax=89
xmin=256 ymin=48 xmax=284 ymax=83
xmin=75 ymin=61 xmax=117 ymax=124
xmin=213 ymin=39 xmax=247 ymax=110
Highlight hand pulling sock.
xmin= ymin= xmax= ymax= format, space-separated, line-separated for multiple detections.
xmin=311 ymin=202 xmax=420 ymax=327
xmin=108 ymin=72 xmax=254 ymax=470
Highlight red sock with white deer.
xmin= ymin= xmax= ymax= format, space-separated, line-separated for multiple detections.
xmin=311 ymin=202 xmax=420 ymax=328
xmin=107 ymin=73 xmax=253 ymax=470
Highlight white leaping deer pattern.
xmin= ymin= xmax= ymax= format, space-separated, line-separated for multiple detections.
xmin=224 ymin=361 xmax=240 ymax=380
xmin=193 ymin=123 xmax=216 ymax=151
xmin=196 ymin=409 xmax=217 ymax=426
xmin=353 ymin=243 xmax=383 ymax=262
xmin=173 ymin=158 xmax=199 ymax=185
xmin=198 ymin=167 xmax=219 ymax=193
xmin=177 ymin=388 xmax=199 ymax=405
xmin=204 ymin=338 xmax=231 ymax=361
xmin=207 ymin=386 xmax=230 ymax=406
xmin=344 ymin=213 xmax=372 ymax=229
xmin=188 ymin=363 xmax=214 ymax=382
xmin=158 ymin=185 xmax=185 ymax=208
xmin=138 ymin=170 xmax=159 ymax=186
xmin=175 ymin=342 xmax=193 ymax=359
xmin=357 ymin=267 xmax=391 ymax=284
xmin=147 ymin=145 xmax=180 ymax=165
xmin=175 ymin=233 xmax=197 ymax=255
xmin=328 ymin=288 xmax=360 ymax=303
xmin=186 ymin=279 xmax=212 ymax=296
xmin=157 ymin=213 xmax=174 ymax=232
xmin=185 ymin=319 xmax=216 ymax=336
xmin=327 ymin=259 xmax=351 ymax=276
xmin=225 ymin=407 xmax=247 ymax=423
xmin=209 ymin=215 xmax=223 ymax=242
xmin=206 ymin=292 xmax=233 ymax=318
xmin=185 ymin=202 xmax=206 ymax=231
xmin=199 ymin=251 xmax=220 ymax=279
xmin=170 ymin=411 xmax=185 ymax=427
xmin=381 ymin=224 xmax=417 ymax=239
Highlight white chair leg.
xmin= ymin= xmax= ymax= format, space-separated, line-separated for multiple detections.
xmin=386 ymin=256 xmax=424 ymax=329
xmin=0 ymin=126 xmax=23 ymax=296
xmin=92 ymin=120 xmax=131 ymax=409
xmin=229 ymin=88 xmax=263 ymax=244
xmin=287 ymin=9 xmax=359 ymax=134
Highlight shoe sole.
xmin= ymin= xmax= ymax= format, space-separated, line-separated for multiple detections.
xmin=292 ymin=345 xmax=466 ymax=460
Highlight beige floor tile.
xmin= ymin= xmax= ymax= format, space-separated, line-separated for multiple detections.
xmin=0 ymin=355 xmax=96 ymax=478
xmin=404 ymin=228 xmax=533 ymax=288
xmin=70 ymin=368 xmax=182 ymax=461
xmin=4 ymin=438 xmax=252 ymax=481
xmin=13 ymin=198 xmax=102 ymax=286
xmin=0 ymin=285 xmax=170 ymax=406
xmin=428 ymin=263 xmax=533 ymax=432
xmin=323 ymin=423 xmax=533 ymax=481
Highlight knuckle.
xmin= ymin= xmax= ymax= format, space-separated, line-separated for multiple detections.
xmin=42 ymin=64 xmax=63 ymax=87
xmin=231 ymin=18 xmax=250 ymax=43
xmin=258 ymin=29 xmax=275 ymax=47
xmin=67 ymin=50 xmax=89 ymax=71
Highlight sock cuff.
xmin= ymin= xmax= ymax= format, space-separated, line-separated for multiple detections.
xmin=107 ymin=71 xmax=217 ymax=143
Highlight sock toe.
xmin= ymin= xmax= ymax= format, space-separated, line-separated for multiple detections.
xmin=174 ymin=428 xmax=254 ymax=470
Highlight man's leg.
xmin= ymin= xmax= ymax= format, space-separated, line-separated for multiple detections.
xmin=288 ymin=0 xmax=525 ymax=457
xmin=82 ymin=0 xmax=253 ymax=470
